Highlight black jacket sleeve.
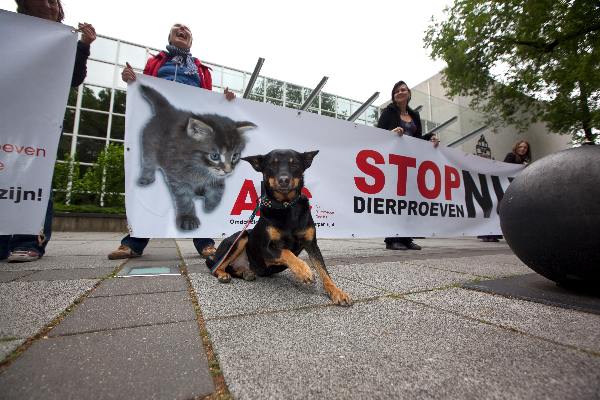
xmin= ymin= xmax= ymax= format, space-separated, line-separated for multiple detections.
xmin=504 ymin=152 xmax=517 ymax=163
xmin=377 ymin=108 xmax=395 ymax=130
xmin=71 ymin=41 xmax=90 ymax=87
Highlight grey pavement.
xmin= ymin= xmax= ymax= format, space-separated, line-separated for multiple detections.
xmin=0 ymin=232 xmax=599 ymax=399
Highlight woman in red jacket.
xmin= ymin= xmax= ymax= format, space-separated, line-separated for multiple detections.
xmin=108 ymin=23 xmax=234 ymax=260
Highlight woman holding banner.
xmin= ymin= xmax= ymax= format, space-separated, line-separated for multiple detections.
xmin=479 ymin=140 xmax=531 ymax=242
xmin=504 ymin=140 xmax=531 ymax=165
xmin=107 ymin=23 xmax=234 ymax=260
xmin=376 ymin=80 xmax=438 ymax=251
xmin=0 ymin=0 xmax=96 ymax=262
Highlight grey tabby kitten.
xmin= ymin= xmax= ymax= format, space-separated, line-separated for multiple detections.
xmin=138 ymin=85 xmax=256 ymax=231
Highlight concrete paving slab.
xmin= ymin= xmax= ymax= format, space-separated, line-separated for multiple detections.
xmin=0 ymin=321 xmax=214 ymax=400
xmin=406 ymin=287 xmax=600 ymax=354
xmin=0 ymin=280 xmax=97 ymax=338
xmin=52 ymin=232 xmax=124 ymax=240
xmin=407 ymin=253 xmax=531 ymax=279
xmin=46 ymin=240 xmax=126 ymax=256
xmin=120 ymin=259 xmax=182 ymax=269
xmin=181 ymin=257 xmax=208 ymax=274
xmin=313 ymin=237 xmax=505 ymax=258
xmin=190 ymin=269 xmax=384 ymax=319
xmin=0 ymin=339 xmax=25 ymax=361
xmin=90 ymin=276 xmax=188 ymax=297
xmin=0 ymin=270 xmax=36 ymax=283
xmin=0 ymin=256 xmax=122 ymax=271
xmin=17 ymin=267 xmax=115 ymax=281
xmin=323 ymin=247 xmax=514 ymax=266
xmin=127 ymin=253 xmax=181 ymax=263
xmin=332 ymin=261 xmax=479 ymax=294
xmin=143 ymin=239 xmax=178 ymax=248
xmin=49 ymin=291 xmax=196 ymax=336
xmin=206 ymin=298 xmax=600 ymax=400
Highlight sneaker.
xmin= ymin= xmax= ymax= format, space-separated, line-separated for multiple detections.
xmin=7 ymin=250 xmax=41 ymax=263
xmin=405 ymin=241 xmax=422 ymax=250
xmin=386 ymin=242 xmax=408 ymax=250
xmin=107 ymin=245 xmax=141 ymax=260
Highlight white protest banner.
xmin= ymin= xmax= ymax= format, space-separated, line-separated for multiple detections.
xmin=125 ymin=75 xmax=524 ymax=238
xmin=0 ymin=11 xmax=77 ymax=234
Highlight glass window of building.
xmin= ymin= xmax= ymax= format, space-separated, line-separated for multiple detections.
xmin=222 ymin=69 xmax=244 ymax=92
xmin=81 ymin=85 xmax=112 ymax=112
xmin=90 ymin=37 xmax=118 ymax=63
xmin=117 ymin=42 xmax=148 ymax=70
xmin=57 ymin=135 xmax=71 ymax=160
xmin=110 ymin=115 xmax=125 ymax=141
xmin=336 ymin=97 xmax=351 ymax=119
xmin=78 ymin=110 xmax=109 ymax=138
xmin=76 ymin=137 xmax=107 ymax=164
xmin=113 ymin=90 xmax=126 ymax=114
xmin=86 ymin=60 xmax=116 ymax=88
xmin=63 ymin=109 xmax=75 ymax=134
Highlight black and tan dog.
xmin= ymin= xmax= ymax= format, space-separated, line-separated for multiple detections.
xmin=206 ymin=149 xmax=352 ymax=306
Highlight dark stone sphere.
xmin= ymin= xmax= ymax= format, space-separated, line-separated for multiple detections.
xmin=499 ymin=145 xmax=600 ymax=286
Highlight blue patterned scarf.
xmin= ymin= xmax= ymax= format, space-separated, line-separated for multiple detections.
xmin=165 ymin=44 xmax=199 ymax=77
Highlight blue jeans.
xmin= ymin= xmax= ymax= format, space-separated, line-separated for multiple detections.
xmin=120 ymin=235 xmax=214 ymax=256
xmin=0 ymin=195 xmax=53 ymax=259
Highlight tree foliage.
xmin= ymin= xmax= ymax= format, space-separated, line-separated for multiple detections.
xmin=425 ymin=0 xmax=600 ymax=143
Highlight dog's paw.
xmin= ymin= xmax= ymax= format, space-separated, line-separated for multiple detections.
xmin=330 ymin=288 xmax=352 ymax=306
xmin=217 ymin=272 xmax=231 ymax=283
xmin=242 ymin=270 xmax=256 ymax=281
xmin=177 ymin=215 xmax=200 ymax=231
xmin=295 ymin=266 xmax=314 ymax=284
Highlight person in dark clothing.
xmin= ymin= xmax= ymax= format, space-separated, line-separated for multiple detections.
xmin=504 ymin=140 xmax=531 ymax=165
xmin=0 ymin=0 xmax=96 ymax=262
xmin=479 ymin=140 xmax=531 ymax=243
xmin=377 ymin=80 xmax=438 ymax=251
xmin=107 ymin=23 xmax=235 ymax=261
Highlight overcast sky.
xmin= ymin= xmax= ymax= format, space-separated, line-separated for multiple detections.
xmin=1 ymin=0 xmax=452 ymax=106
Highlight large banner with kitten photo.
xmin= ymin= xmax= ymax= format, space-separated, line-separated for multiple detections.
xmin=125 ymin=75 xmax=524 ymax=238
xmin=0 ymin=11 xmax=77 ymax=235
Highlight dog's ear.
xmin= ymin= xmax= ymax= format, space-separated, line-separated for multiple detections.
xmin=302 ymin=150 xmax=319 ymax=170
xmin=241 ymin=155 xmax=264 ymax=172
xmin=236 ymin=121 xmax=257 ymax=134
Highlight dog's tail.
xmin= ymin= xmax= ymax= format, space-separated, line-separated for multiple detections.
xmin=139 ymin=85 xmax=174 ymax=115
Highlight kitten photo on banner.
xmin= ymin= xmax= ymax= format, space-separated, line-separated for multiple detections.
xmin=136 ymin=85 xmax=256 ymax=231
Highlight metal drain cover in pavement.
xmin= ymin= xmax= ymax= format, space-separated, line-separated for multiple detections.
xmin=119 ymin=266 xmax=180 ymax=277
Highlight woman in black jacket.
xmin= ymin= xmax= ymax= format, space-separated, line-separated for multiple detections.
xmin=377 ymin=80 xmax=437 ymax=250
xmin=1 ymin=0 xmax=95 ymax=262
xmin=504 ymin=140 xmax=531 ymax=165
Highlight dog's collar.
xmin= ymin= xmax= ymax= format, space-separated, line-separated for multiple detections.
xmin=260 ymin=193 xmax=304 ymax=210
